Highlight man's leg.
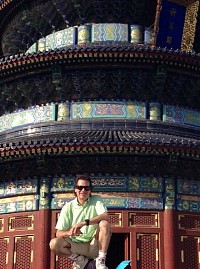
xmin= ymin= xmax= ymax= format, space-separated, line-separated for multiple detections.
xmin=98 ymin=220 xmax=111 ymax=253
xmin=96 ymin=220 xmax=111 ymax=269
xmin=49 ymin=237 xmax=72 ymax=256
xmin=50 ymin=237 xmax=89 ymax=269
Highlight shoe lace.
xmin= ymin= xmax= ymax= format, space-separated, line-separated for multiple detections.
xmin=97 ymin=258 xmax=106 ymax=265
xmin=72 ymin=263 xmax=81 ymax=269
xmin=72 ymin=256 xmax=87 ymax=269
xmin=96 ymin=264 xmax=108 ymax=269
xmin=72 ymin=260 xmax=81 ymax=269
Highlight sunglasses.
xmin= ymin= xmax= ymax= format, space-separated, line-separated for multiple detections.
xmin=76 ymin=186 xmax=91 ymax=191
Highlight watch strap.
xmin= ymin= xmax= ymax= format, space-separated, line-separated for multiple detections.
xmin=85 ymin=219 xmax=90 ymax=226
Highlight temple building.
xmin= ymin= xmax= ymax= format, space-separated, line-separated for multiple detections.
xmin=0 ymin=0 xmax=200 ymax=268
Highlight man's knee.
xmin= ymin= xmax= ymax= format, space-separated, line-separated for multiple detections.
xmin=50 ymin=237 xmax=72 ymax=256
xmin=49 ymin=237 xmax=68 ymax=253
xmin=49 ymin=238 xmax=59 ymax=251
xmin=99 ymin=220 xmax=111 ymax=232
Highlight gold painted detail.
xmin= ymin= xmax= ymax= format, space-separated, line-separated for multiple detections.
xmin=0 ymin=195 xmax=36 ymax=204
xmin=96 ymin=192 xmax=161 ymax=199
xmin=31 ymin=250 xmax=33 ymax=263
xmin=0 ymin=218 xmax=4 ymax=232
xmin=54 ymin=192 xmax=161 ymax=199
xmin=14 ymin=250 xmax=16 ymax=264
xmin=92 ymin=177 xmax=126 ymax=187
xmin=181 ymin=250 xmax=184 ymax=262
xmin=180 ymin=195 xmax=200 ymax=202
xmin=156 ymin=248 xmax=159 ymax=261
xmin=137 ymin=248 xmax=140 ymax=261
xmin=6 ymin=250 xmax=8 ymax=264
xmin=168 ymin=0 xmax=198 ymax=6
xmin=181 ymin=1 xmax=199 ymax=52
xmin=181 ymin=236 xmax=187 ymax=241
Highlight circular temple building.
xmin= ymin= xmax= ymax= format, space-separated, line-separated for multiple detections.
xmin=0 ymin=0 xmax=200 ymax=269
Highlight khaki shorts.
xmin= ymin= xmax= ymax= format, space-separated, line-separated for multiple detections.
xmin=64 ymin=237 xmax=99 ymax=259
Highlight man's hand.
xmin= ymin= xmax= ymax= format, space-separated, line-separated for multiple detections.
xmin=56 ymin=221 xmax=87 ymax=238
xmin=68 ymin=223 xmax=84 ymax=236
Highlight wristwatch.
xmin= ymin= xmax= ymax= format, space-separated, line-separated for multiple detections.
xmin=85 ymin=219 xmax=90 ymax=226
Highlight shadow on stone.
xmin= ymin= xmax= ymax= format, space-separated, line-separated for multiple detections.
xmin=85 ymin=260 xmax=96 ymax=269
xmin=84 ymin=259 xmax=131 ymax=269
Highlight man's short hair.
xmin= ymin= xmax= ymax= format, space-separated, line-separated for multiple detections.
xmin=74 ymin=175 xmax=93 ymax=191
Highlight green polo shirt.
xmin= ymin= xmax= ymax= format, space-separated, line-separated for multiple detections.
xmin=56 ymin=195 xmax=107 ymax=243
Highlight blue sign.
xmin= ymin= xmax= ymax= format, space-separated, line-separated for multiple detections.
xmin=156 ymin=0 xmax=186 ymax=49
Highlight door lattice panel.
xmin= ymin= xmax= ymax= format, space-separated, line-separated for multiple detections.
xmin=137 ymin=233 xmax=159 ymax=269
xmin=181 ymin=236 xmax=200 ymax=269
xmin=129 ymin=213 xmax=159 ymax=227
xmin=14 ymin=236 xmax=33 ymax=269
xmin=9 ymin=215 xmax=34 ymax=231
xmin=0 ymin=238 xmax=9 ymax=269
xmin=179 ymin=215 xmax=200 ymax=230
xmin=108 ymin=212 xmax=122 ymax=227
xmin=56 ymin=256 xmax=73 ymax=269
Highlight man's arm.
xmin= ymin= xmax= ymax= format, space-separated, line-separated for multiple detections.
xmin=56 ymin=226 xmax=84 ymax=238
xmin=56 ymin=212 xmax=109 ymax=238
xmin=70 ymin=212 xmax=109 ymax=232
xmin=87 ymin=212 xmax=109 ymax=226
xmin=56 ymin=229 xmax=71 ymax=238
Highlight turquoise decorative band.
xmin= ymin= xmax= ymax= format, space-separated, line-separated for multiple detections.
xmin=26 ymin=23 xmax=153 ymax=54
xmin=163 ymin=105 xmax=200 ymax=127
xmin=92 ymin=23 xmax=128 ymax=42
xmin=51 ymin=192 xmax=164 ymax=210
xmin=70 ymin=101 xmax=146 ymax=120
xmin=0 ymin=103 xmax=56 ymax=132
xmin=0 ymin=175 xmax=200 ymax=213
xmin=45 ymin=27 xmax=77 ymax=50
xmin=0 ymin=101 xmax=199 ymax=133
xmin=0 ymin=195 xmax=39 ymax=214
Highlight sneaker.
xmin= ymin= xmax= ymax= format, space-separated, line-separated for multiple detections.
xmin=96 ymin=258 xmax=108 ymax=269
xmin=72 ymin=255 xmax=89 ymax=269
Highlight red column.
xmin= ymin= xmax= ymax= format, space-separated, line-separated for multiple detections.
xmin=34 ymin=210 xmax=51 ymax=269
xmin=34 ymin=176 xmax=52 ymax=268
xmin=163 ymin=209 xmax=175 ymax=269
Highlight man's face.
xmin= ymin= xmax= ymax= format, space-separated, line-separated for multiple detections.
xmin=74 ymin=179 xmax=91 ymax=203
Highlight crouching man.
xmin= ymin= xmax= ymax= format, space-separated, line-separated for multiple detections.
xmin=50 ymin=175 xmax=111 ymax=269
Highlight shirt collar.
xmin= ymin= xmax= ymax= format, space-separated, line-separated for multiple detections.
xmin=75 ymin=196 xmax=90 ymax=206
